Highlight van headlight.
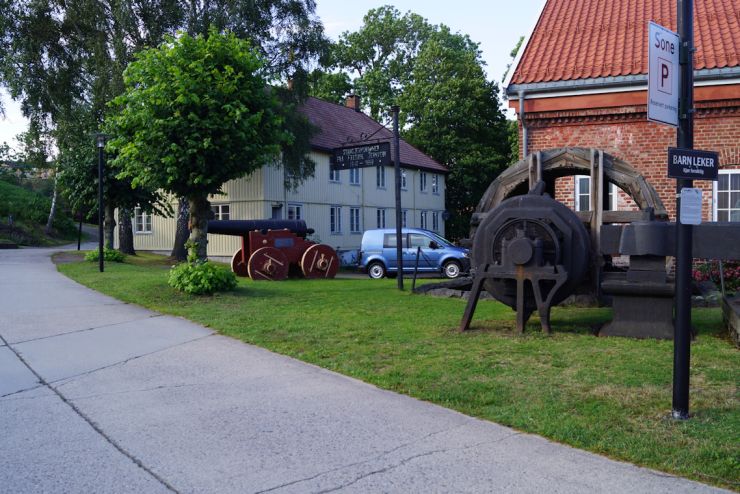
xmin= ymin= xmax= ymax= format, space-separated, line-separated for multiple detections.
xmin=462 ymin=252 xmax=469 ymax=258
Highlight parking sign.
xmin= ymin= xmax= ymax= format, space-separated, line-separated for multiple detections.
xmin=648 ymin=22 xmax=680 ymax=127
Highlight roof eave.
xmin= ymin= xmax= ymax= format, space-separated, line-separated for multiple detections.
xmin=506 ymin=66 xmax=740 ymax=97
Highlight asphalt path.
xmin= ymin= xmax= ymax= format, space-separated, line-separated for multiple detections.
xmin=0 ymin=244 xmax=730 ymax=493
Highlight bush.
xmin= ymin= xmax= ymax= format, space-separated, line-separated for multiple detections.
xmin=693 ymin=260 xmax=739 ymax=294
xmin=85 ymin=248 xmax=127 ymax=263
xmin=168 ymin=260 xmax=238 ymax=295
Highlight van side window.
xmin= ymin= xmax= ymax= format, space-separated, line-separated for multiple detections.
xmin=409 ymin=234 xmax=432 ymax=248
xmin=383 ymin=234 xmax=407 ymax=248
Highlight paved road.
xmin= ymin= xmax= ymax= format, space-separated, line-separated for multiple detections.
xmin=0 ymin=245 xmax=729 ymax=493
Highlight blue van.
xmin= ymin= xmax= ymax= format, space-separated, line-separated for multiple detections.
xmin=359 ymin=228 xmax=470 ymax=279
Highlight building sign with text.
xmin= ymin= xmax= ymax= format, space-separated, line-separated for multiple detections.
xmin=668 ymin=147 xmax=719 ymax=181
xmin=331 ymin=142 xmax=391 ymax=170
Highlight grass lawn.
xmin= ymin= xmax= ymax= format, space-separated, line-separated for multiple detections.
xmin=58 ymin=253 xmax=739 ymax=490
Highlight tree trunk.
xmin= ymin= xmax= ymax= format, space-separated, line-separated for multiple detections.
xmin=170 ymin=198 xmax=189 ymax=261
xmin=104 ymin=202 xmax=116 ymax=249
xmin=44 ymin=173 xmax=58 ymax=235
xmin=188 ymin=195 xmax=211 ymax=261
xmin=117 ymin=207 xmax=135 ymax=255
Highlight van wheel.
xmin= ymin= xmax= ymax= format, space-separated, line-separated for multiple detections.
xmin=443 ymin=260 xmax=462 ymax=279
xmin=367 ymin=262 xmax=386 ymax=279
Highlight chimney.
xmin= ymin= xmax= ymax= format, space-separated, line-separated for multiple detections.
xmin=345 ymin=94 xmax=361 ymax=112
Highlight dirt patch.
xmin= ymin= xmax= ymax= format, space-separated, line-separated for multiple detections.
xmin=52 ymin=251 xmax=86 ymax=265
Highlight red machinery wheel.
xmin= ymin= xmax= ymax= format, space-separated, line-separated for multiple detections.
xmin=300 ymin=244 xmax=339 ymax=279
xmin=247 ymin=247 xmax=289 ymax=281
xmin=230 ymin=249 xmax=250 ymax=277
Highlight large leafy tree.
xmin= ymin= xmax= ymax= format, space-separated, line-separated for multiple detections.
xmin=399 ymin=28 xmax=510 ymax=240
xmin=1 ymin=0 xmax=178 ymax=250
xmin=107 ymin=31 xmax=288 ymax=260
xmin=1 ymin=0 xmax=325 ymax=257
xmin=331 ymin=6 xmax=432 ymax=122
xmin=327 ymin=9 xmax=512 ymax=240
xmin=166 ymin=0 xmax=326 ymax=259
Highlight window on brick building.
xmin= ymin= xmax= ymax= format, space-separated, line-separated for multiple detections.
xmin=574 ymin=176 xmax=617 ymax=212
xmin=714 ymin=170 xmax=740 ymax=222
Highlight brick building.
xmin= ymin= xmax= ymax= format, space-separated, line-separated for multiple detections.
xmin=504 ymin=0 xmax=740 ymax=221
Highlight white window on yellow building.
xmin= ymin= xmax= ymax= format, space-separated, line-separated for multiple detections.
xmin=288 ymin=203 xmax=303 ymax=220
xmin=350 ymin=207 xmax=361 ymax=233
xmin=376 ymin=208 xmax=386 ymax=228
xmin=211 ymin=203 xmax=230 ymax=220
xmin=134 ymin=207 xmax=152 ymax=234
xmin=330 ymin=206 xmax=342 ymax=233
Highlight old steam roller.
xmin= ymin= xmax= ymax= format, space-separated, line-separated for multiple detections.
xmin=460 ymin=182 xmax=590 ymax=333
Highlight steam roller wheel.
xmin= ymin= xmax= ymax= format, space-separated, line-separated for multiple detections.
xmin=247 ymin=247 xmax=289 ymax=281
xmin=230 ymin=249 xmax=250 ymax=277
xmin=301 ymin=244 xmax=339 ymax=279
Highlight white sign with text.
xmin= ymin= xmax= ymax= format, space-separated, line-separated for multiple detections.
xmin=648 ymin=22 xmax=680 ymax=127
xmin=679 ymin=188 xmax=702 ymax=225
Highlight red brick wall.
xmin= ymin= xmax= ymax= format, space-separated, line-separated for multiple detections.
xmin=519 ymin=101 xmax=740 ymax=220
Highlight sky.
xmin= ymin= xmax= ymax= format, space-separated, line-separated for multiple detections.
xmin=0 ymin=0 xmax=545 ymax=149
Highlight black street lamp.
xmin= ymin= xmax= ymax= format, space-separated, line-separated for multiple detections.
xmin=96 ymin=133 xmax=106 ymax=273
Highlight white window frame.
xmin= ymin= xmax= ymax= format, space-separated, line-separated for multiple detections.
xmin=401 ymin=170 xmax=407 ymax=190
xmin=420 ymin=210 xmax=428 ymax=229
xmin=288 ymin=203 xmax=303 ymax=220
xmin=420 ymin=171 xmax=427 ymax=192
xmin=350 ymin=207 xmax=361 ymax=233
xmin=330 ymin=206 xmax=342 ymax=234
xmin=134 ymin=207 xmax=152 ymax=234
xmin=349 ymin=167 xmax=361 ymax=185
xmin=432 ymin=211 xmax=439 ymax=231
xmin=376 ymin=208 xmax=386 ymax=228
xmin=376 ymin=165 xmax=386 ymax=189
xmin=211 ymin=203 xmax=230 ymax=221
xmin=574 ymin=176 xmax=618 ymax=212
xmin=431 ymin=174 xmax=439 ymax=194
xmin=713 ymin=169 xmax=740 ymax=222
xmin=329 ymin=167 xmax=341 ymax=183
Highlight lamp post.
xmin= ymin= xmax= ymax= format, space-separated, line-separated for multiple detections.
xmin=391 ymin=106 xmax=403 ymax=290
xmin=96 ymin=133 xmax=106 ymax=273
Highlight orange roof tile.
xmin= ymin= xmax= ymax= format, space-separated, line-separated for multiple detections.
xmin=510 ymin=0 xmax=740 ymax=85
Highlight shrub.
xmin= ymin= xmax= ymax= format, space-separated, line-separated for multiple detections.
xmin=85 ymin=248 xmax=127 ymax=263
xmin=693 ymin=260 xmax=739 ymax=294
xmin=168 ymin=260 xmax=238 ymax=295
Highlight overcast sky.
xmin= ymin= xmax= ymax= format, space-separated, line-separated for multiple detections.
xmin=0 ymin=0 xmax=545 ymax=148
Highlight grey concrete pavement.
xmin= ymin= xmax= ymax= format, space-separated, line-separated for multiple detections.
xmin=0 ymin=244 xmax=730 ymax=493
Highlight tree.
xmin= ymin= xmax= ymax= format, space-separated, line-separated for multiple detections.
xmin=306 ymin=69 xmax=352 ymax=104
xmin=502 ymin=36 xmax=524 ymax=82
xmin=107 ymin=31 xmax=289 ymax=260
xmin=1 ymin=0 xmax=178 ymax=250
xmin=166 ymin=0 xmax=327 ymax=259
xmin=2 ymin=1 xmax=325 ymax=258
xmin=399 ymin=28 xmax=510 ymax=240
xmin=332 ymin=6 xmax=432 ymax=122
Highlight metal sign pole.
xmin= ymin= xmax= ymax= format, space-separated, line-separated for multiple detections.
xmin=392 ymin=106 xmax=403 ymax=290
xmin=672 ymin=0 xmax=694 ymax=420
xmin=96 ymin=134 xmax=105 ymax=273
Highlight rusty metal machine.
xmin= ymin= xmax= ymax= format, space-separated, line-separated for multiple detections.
xmin=460 ymin=182 xmax=590 ymax=333
xmin=459 ymin=147 xmax=740 ymax=338
xmin=208 ymin=219 xmax=339 ymax=281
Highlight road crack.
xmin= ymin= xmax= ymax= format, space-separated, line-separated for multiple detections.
xmin=0 ymin=332 xmax=180 ymax=493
